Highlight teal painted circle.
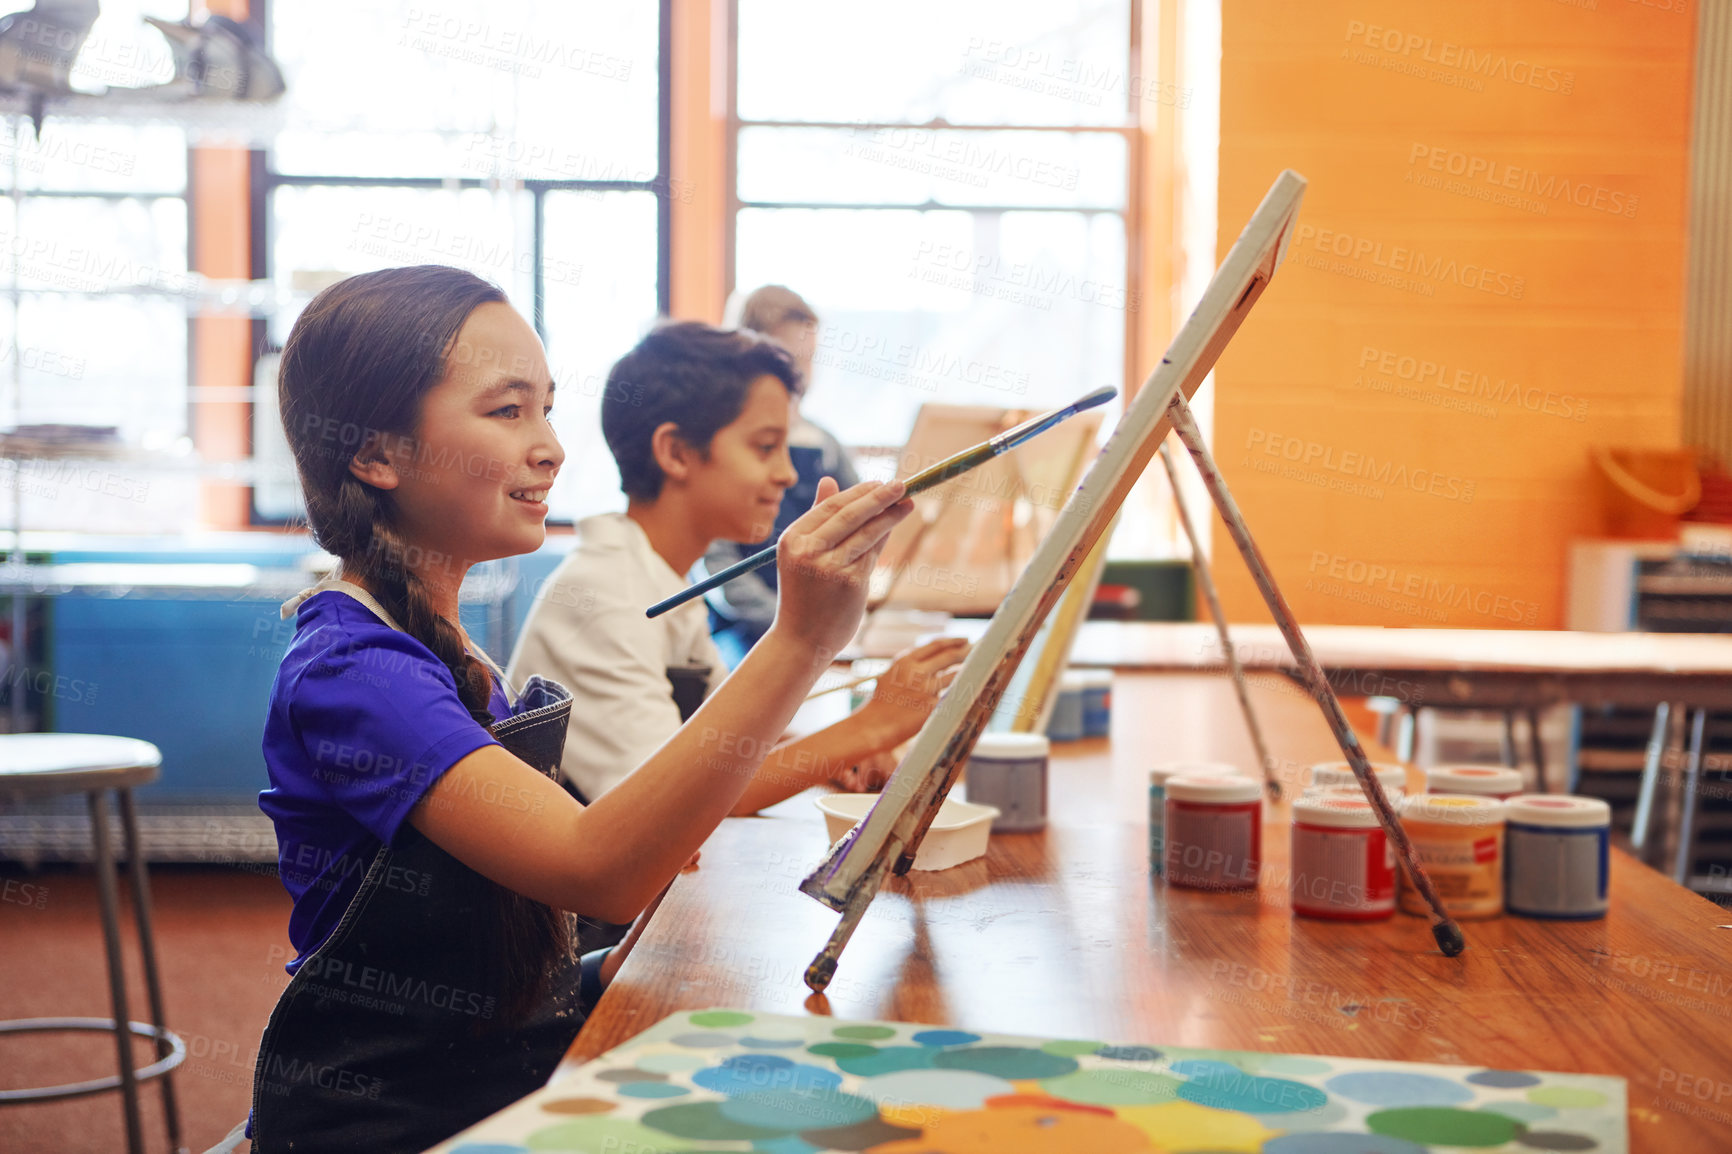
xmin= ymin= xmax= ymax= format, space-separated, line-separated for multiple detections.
xmin=834 ymin=1046 xmax=937 ymax=1077
xmin=1177 ymin=1065 xmax=1328 ymax=1114
xmin=859 ymin=1069 xmax=1014 ymax=1109
xmin=1326 ymin=1071 xmax=1474 ymax=1107
xmin=1468 ymin=1069 xmax=1543 ymax=1089
xmin=1482 ymin=1101 xmax=1561 ymax=1124
xmin=753 ymin=1138 xmax=822 ymax=1154
xmin=720 ymin=1088 xmax=879 ymax=1131
xmin=912 ymin=1029 xmax=981 ymax=1047
xmin=1096 ymin=1044 xmax=1163 ymax=1063
xmin=638 ymin=1052 xmax=710 ymax=1074
xmin=933 ymin=1046 xmax=1079 ymax=1079
xmin=618 ymin=1082 xmax=690 ymax=1099
xmin=693 ymin=1054 xmax=840 ymax=1097
xmin=808 ymin=1042 xmax=878 ymax=1061
xmin=1260 ymin=1056 xmax=1336 ymax=1077
xmin=1170 ymin=1059 xmax=1247 ymax=1078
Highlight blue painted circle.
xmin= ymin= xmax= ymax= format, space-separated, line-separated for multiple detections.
xmin=911 ymin=1029 xmax=982 ymax=1048
xmin=694 ymin=1054 xmax=841 ymax=1097
xmin=1326 ymin=1071 xmax=1475 ymax=1107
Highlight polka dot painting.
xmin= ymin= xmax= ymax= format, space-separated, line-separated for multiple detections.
xmin=432 ymin=1009 xmax=1629 ymax=1153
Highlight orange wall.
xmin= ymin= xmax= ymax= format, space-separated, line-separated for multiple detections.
xmin=1212 ymin=1 xmax=1695 ymax=629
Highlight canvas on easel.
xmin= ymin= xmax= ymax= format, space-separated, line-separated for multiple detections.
xmin=799 ymin=171 xmax=1309 ymax=989
xmin=870 ymin=401 xmax=1103 ymax=616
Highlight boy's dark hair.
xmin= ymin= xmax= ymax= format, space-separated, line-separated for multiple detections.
xmin=602 ymin=320 xmax=798 ymax=501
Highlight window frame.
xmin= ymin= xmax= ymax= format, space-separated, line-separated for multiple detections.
xmin=724 ymin=0 xmax=1145 ymax=432
xmin=247 ymin=0 xmax=674 ymax=526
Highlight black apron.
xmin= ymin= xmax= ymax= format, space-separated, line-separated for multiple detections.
xmin=249 ymin=586 xmax=594 ymax=1154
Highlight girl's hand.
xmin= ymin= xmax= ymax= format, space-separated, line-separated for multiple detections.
xmin=772 ymin=477 xmax=911 ymax=662
xmin=856 ymin=638 xmax=970 ymax=747
xmin=830 ymin=748 xmax=898 ymax=792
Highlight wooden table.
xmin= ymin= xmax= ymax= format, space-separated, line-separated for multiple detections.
xmin=558 ymin=673 xmax=1732 ymax=1153
xmin=997 ymin=621 xmax=1732 ymax=710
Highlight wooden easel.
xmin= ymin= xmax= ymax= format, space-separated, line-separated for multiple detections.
xmin=797 ymin=171 xmax=1467 ymax=994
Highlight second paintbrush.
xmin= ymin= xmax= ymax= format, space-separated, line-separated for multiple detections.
xmin=644 ymin=384 xmax=1117 ymax=619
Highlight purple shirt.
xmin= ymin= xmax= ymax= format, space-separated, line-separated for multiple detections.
xmin=259 ymin=591 xmax=509 ymax=973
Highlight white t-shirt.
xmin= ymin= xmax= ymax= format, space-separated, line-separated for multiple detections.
xmin=505 ymin=513 xmax=724 ymax=802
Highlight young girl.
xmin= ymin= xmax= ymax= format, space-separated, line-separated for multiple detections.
xmin=249 ymin=265 xmax=910 ymax=1153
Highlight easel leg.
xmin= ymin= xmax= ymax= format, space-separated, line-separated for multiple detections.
xmin=806 ymin=837 xmax=902 ymax=993
xmin=1158 ymin=442 xmax=1281 ymax=799
xmin=1164 ymin=392 xmax=1466 ymax=957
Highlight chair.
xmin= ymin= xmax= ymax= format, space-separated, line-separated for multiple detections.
xmin=0 ymin=733 xmax=186 ymax=1154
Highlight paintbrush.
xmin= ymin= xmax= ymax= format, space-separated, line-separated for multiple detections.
xmin=645 ymin=385 xmax=1117 ymax=619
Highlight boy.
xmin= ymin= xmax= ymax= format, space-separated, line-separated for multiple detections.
xmin=507 ymin=322 xmax=965 ymax=810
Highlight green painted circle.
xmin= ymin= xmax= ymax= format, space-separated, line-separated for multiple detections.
xmin=808 ymin=1042 xmax=879 ymax=1060
xmin=639 ymin=1101 xmax=784 ymax=1142
xmin=833 ymin=1025 xmax=897 ymax=1040
xmin=1367 ymin=1107 xmax=1523 ymax=1147
xmin=689 ymin=1011 xmax=755 ymax=1028
xmin=527 ymin=1117 xmax=702 ymax=1151
xmin=1040 ymin=1068 xmax=1183 ymax=1107
xmin=1040 ymin=1039 xmax=1104 ymax=1057
xmin=1527 ymin=1086 xmax=1608 ymax=1109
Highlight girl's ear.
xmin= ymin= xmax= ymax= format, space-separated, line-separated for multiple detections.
xmin=348 ymin=431 xmax=402 ymax=491
xmin=649 ymin=421 xmax=698 ymax=486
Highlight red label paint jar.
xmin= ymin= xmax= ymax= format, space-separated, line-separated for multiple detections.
xmin=1427 ymin=764 xmax=1524 ymax=800
xmin=1164 ymin=775 xmax=1262 ymax=891
xmin=1290 ymin=795 xmax=1395 ymax=920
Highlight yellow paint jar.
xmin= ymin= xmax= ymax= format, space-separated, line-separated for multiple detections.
xmin=1398 ymin=794 xmax=1507 ymax=919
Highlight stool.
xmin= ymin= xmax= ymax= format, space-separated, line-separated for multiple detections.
xmin=0 ymin=734 xmax=186 ymax=1154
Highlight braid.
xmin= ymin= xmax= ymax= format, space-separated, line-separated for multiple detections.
xmin=340 ymin=480 xmax=496 ymax=726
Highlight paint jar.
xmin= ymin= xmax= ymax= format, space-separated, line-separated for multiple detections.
xmin=1164 ymin=775 xmax=1263 ymax=891
xmin=1290 ymin=795 xmax=1396 ymax=921
xmin=1505 ymin=794 xmax=1611 ymax=920
xmin=1305 ymin=761 xmax=1411 ymax=801
xmin=1427 ymin=765 xmax=1524 ymax=800
xmin=1147 ymin=761 xmax=1239 ymax=877
xmin=1398 ymin=794 xmax=1507 ymax=919
xmin=1079 ymin=670 xmax=1114 ymax=738
xmin=964 ymin=733 xmax=1050 ymax=832
xmin=1045 ymin=671 xmax=1088 ymax=742
xmin=846 ymin=658 xmax=893 ymax=714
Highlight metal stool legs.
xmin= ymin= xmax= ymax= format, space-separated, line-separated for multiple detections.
xmin=120 ymin=789 xmax=183 ymax=1152
xmin=77 ymin=786 xmax=185 ymax=1154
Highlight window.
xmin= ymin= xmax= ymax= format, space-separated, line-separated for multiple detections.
xmin=0 ymin=0 xmax=193 ymax=533
xmin=253 ymin=0 xmax=670 ymax=524
xmin=730 ymin=0 xmax=1138 ymax=451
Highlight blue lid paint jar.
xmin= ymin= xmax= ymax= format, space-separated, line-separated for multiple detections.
xmin=1045 ymin=671 xmax=1088 ymax=742
xmin=1079 ymin=670 xmax=1113 ymax=738
xmin=1148 ymin=761 xmax=1239 ymax=876
xmin=1505 ymin=794 xmax=1611 ymax=920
